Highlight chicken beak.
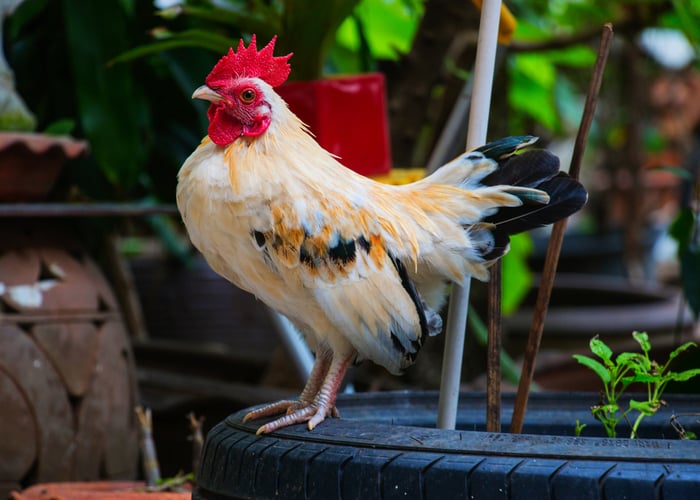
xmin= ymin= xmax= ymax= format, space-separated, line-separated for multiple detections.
xmin=192 ymin=85 xmax=224 ymax=103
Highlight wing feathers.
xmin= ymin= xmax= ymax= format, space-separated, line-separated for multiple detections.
xmin=254 ymin=207 xmax=436 ymax=373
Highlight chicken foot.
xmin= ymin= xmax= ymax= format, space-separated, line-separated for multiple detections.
xmin=244 ymin=352 xmax=352 ymax=434
xmin=243 ymin=352 xmax=331 ymax=422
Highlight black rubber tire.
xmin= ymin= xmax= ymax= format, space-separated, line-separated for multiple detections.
xmin=194 ymin=391 xmax=700 ymax=499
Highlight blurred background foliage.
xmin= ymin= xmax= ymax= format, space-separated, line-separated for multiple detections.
xmin=3 ymin=0 xmax=696 ymax=199
xmin=2 ymin=0 xmax=699 ymax=316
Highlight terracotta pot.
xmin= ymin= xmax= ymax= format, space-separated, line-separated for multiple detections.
xmin=0 ymin=132 xmax=88 ymax=201
xmin=13 ymin=481 xmax=190 ymax=499
xmin=278 ymin=73 xmax=391 ymax=176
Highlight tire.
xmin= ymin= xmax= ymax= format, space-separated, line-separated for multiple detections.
xmin=194 ymin=391 xmax=700 ymax=500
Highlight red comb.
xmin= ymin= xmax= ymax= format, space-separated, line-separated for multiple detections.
xmin=206 ymin=35 xmax=292 ymax=88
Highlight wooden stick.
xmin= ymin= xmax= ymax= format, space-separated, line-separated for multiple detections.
xmin=510 ymin=23 xmax=614 ymax=434
xmin=188 ymin=412 xmax=205 ymax=477
xmin=135 ymin=406 xmax=161 ymax=487
xmin=486 ymin=263 xmax=502 ymax=432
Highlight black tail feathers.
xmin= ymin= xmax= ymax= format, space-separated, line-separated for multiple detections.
xmin=475 ymin=137 xmax=588 ymax=261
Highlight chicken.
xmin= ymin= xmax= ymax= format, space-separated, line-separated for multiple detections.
xmin=176 ymin=35 xmax=587 ymax=434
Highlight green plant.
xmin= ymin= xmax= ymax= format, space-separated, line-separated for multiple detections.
xmin=573 ymin=331 xmax=700 ymax=438
xmin=574 ymin=418 xmax=587 ymax=437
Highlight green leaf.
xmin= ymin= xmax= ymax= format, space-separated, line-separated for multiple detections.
xmin=669 ymin=368 xmax=700 ymax=382
xmin=43 ymin=118 xmax=76 ymax=136
xmin=62 ymin=0 xmax=150 ymax=192
xmin=110 ymin=30 xmax=235 ymax=65
xmin=545 ymin=45 xmax=597 ymax=67
xmin=6 ymin=0 xmax=50 ymax=39
xmin=573 ymin=354 xmax=611 ymax=384
xmin=668 ymin=0 xmax=700 ymax=47
xmin=669 ymin=342 xmax=697 ymax=362
xmin=669 ymin=208 xmax=695 ymax=252
xmin=615 ymin=352 xmax=641 ymax=366
xmin=336 ymin=0 xmax=424 ymax=60
xmin=157 ymin=3 xmax=280 ymax=36
xmin=631 ymin=354 xmax=652 ymax=373
xmin=629 ymin=399 xmax=659 ymax=416
xmin=589 ymin=336 xmax=613 ymax=364
xmin=623 ymin=373 xmax=658 ymax=385
xmin=513 ymin=53 xmax=556 ymax=88
xmin=632 ymin=331 xmax=651 ymax=353
xmin=508 ymin=54 xmax=559 ymax=131
xmin=282 ymin=0 xmax=363 ymax=80
xmin=595 ymin=403 xmax=619 ymax=418
xmin=501 ymin=233 xmax=533 ymax=315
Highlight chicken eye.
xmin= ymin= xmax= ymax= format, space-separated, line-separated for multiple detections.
xmin=239 ymin=88 xmax=256 ymax=104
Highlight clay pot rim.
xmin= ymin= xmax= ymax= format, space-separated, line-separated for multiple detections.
xmin=0 ymin=132 xmax=89 ymax=158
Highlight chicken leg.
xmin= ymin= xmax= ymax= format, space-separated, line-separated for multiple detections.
xmin=243 ymin=350 xmax=352 ymax=434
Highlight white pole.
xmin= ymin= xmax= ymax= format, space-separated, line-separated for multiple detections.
xmin=437 ymin=0 xmax=503 ymax=430
xmin=269 ymin=311 xmax=314 ymax=379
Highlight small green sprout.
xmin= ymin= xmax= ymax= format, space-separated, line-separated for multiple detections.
xmin=573 ymin=331 xmax=700 ymax=439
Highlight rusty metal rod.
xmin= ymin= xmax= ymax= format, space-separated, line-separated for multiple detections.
xmin=486 ymin=262 xmax=502 ymax=432
xmin=510 ymin=23 xmax=613 ymax=434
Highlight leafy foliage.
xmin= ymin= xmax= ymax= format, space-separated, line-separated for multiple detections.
xmin=574 ymin=332 xmax=700 ymax=438
xmin=12 ymin=0 xmax=418 ymax=200
xmin=501 ymin=233 xmax=533 ymax=315
xmin=62 ymin=0 xmax=150 ymax=192
xmin=113 ymin=0 xmax=424 ymax=81
xmin=504 ymin=0 xmax=699 ymax=138
xmin=6 ymin=0 xmax=212 ymax=200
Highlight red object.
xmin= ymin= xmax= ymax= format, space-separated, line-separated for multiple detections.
xmin=13 ymin=481 xmax=191 ymax=499
xmin=207 ymin=35 xmax=291 ymax=89
xmin=278 ymin=73 xmax=392 ymax=176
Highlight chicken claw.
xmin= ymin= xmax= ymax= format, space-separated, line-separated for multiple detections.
xmin=253 ymin=400 xmax=338 ymax=435
xmin=242 ymin=400 xmax=300 ymax=423
xmin=243 ymin=353 xmax=351 ymax=434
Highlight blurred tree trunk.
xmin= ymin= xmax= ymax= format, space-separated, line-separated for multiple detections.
xmin=383 ymin=0 xmax=480 ymax=166
xmin=621 ymin=40 xmax=646 ymax=280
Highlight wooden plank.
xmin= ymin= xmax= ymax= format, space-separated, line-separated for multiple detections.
xmin=96 ymin=321 xmax=139 ymax=479
xmin=0 ymin=324 xmax=73 ymax=481
xmin=32 ymin=322 xmax=100 ymax=397
xmin=72 ymin=332 xmax=110 ymax=480
xmin=72 ymin=320 xmax=140 ymax=479
xmin=37 ymin=248 xmax=99 ymax=312
xmin=0 ymin=248 xmax=39 ymax=287
xmin=83 ymin=254 xmax=120 ymax=311
xmin=0 ymin=374 xmax=37 ymax=480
